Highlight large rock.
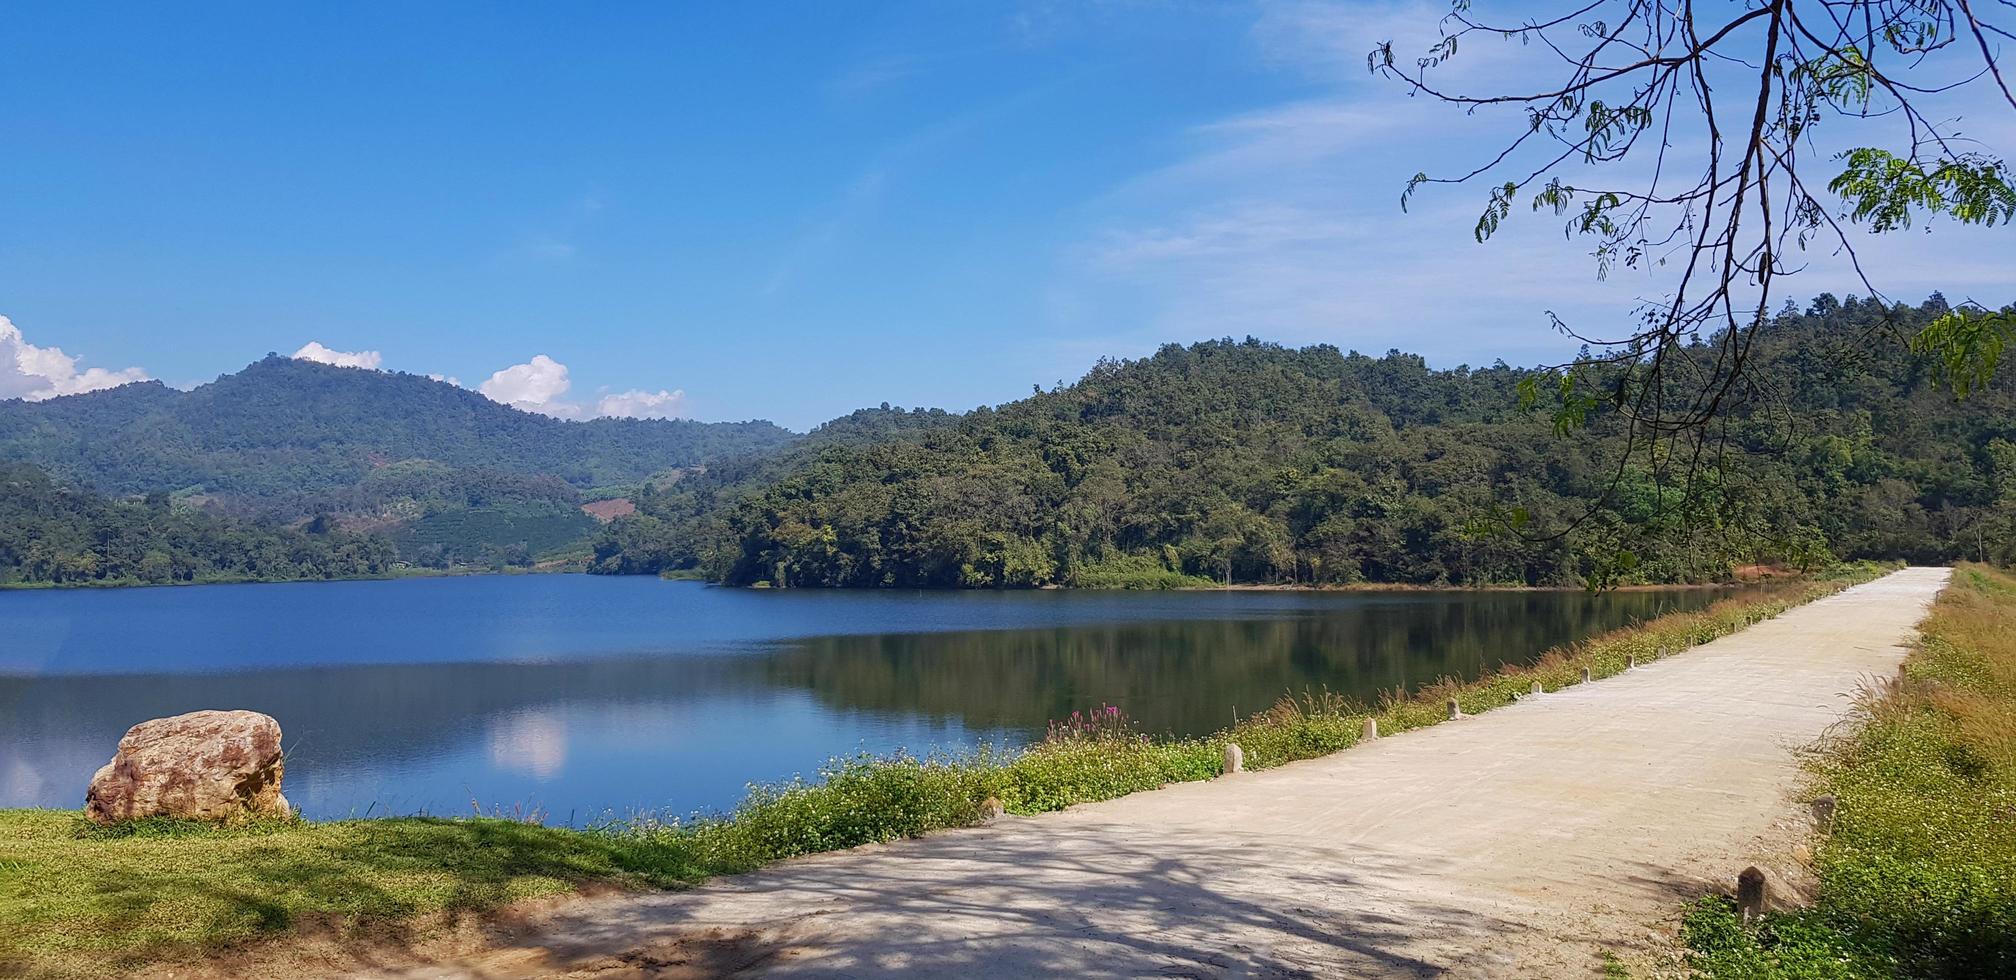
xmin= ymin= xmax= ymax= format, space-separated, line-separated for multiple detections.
xmin=85 ymin=710 xmax=291 ymax=824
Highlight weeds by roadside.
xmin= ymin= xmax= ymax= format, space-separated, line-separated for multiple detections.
xmin=1682 ymin=564 xmax=2016 ymax=979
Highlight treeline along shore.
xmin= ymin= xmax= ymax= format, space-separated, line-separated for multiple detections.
xmin=594 ymin=294 xmax=2016 ymax=589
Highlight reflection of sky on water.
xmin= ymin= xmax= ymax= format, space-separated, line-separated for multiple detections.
xmin=1 ymin=753 xmax=48 ymax=804
xmin=0 ymin=575 xmax=1744 ymax=821
xmin=488 ymin=708 xmax=568 ymax=780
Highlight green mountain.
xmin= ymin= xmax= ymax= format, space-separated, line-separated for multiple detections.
xmin=594 ymin=295 xmax=2016 ymax=588
xmin=0 ymin=357 xmax=797 ymax=569
xmin=0 ymin=356 xmax=794 ymax=503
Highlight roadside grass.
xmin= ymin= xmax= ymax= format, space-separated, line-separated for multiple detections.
xmin=0 ymin=563 xmax=1891 ymax=977
xmin=1682 ymin=563 xmax=2016 ymax=979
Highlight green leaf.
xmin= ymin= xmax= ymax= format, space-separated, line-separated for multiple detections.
xmin=1829 ymin=149 xmax=2016 ymax=232
xmin=1912 ymin=309 xmax=2016 ymax=399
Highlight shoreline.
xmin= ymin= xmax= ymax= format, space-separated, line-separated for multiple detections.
xmin=0 ymin=565 xmax=1790 ymax=593
xmin=0 ymin=562 xmax=582 ymax=592
xmin=1172 ymin=578 xmax=1779 ymax=594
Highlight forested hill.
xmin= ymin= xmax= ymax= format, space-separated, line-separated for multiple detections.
xmin=0 ymin=462 xmax=396 ymax=586
xmin=0 ymin=357 xmax=796 ymax=505
xmin=596 ymin=295 xmax=2016 ymax=589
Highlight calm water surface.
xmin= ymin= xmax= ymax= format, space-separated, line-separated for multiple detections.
xmin=0 ymin=575 xmax=1747 ymax=820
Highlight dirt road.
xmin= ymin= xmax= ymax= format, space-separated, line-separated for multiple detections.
xmin=342 ymin=567 xmax=1949 ymax=978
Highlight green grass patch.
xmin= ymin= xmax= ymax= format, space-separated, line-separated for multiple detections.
xmin=0 ymin=565 xmax=1889 ymax=976
xmin=0 ymin=810 xmax=700 ymax=978
xmin=1682 ymin=563 xmax=2016 ymax=979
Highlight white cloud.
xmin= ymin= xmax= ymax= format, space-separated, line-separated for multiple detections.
xmin=291 ymin=341 xmax=384 ymax=370
xmin=478 ymin=354 xmax=586 ymax=419
xmin=476 ymin=354 xmax=699 ymax=420
xmin=596 ymin=388 xmax=688 ymax=420
xmin=477 ymin=355 xmax=695 ymax=420
xmin=0 ymin=315 xmax=150 ymax=401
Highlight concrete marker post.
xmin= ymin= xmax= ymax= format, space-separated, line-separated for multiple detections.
xmin=1529 ymin=680 xmax=1544 ymax=695
xmin=1223 ymin=742 xmax=1244 ymax=775
xmin=1580 ymin=666 xmax=1592 ymax=683
xmin=1811 ymin=794 xmax=1837 ymax=833
xmin=1447 ymin=698 xmax=1463 ymax=720
xmin=1360 ymin=717 xmax=1378 ymax=741
xmin=1737 ymin=866 xmax=1768 ymax=921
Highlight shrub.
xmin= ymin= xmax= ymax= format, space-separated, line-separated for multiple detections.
xmin=1068 ymin=553 xmax=1218 ymax=589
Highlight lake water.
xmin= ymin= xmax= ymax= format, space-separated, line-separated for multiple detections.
xmin=0 ymin=575 xmax=1746 ymax=821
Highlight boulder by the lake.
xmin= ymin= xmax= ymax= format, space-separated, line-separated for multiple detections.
xmin=85 ymin=709 xmax=290 ymax=824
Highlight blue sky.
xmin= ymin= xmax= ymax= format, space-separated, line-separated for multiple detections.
xmin=3 ymin=2 xmax=2009 ymax=429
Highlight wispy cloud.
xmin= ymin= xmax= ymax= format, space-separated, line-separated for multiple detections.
xmin=765 ymin=68 xmax=1086 ymax=297
xmin=1100 ymin=101 xmax=1409 ymax=204
xmin=1252 ymin=0 xmax=1573 ymax=89
xmin=825 ymin=54 xmax=929 ymax=100
xmin=1052 ymin=2 xmax=1625 ymax=367
xmin=513 ymin=235 xmax=579 ymax=262
xmin=1049 ymin=0 xmax=2011 ymax=373
xmin=505 ymin=192 xmax=607 ymax=265
xmin=764 ymin=170 xmax=888 ymax=296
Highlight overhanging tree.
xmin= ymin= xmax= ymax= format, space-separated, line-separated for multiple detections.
xmin=1370 ymin=0 xmax=2016 ymax=534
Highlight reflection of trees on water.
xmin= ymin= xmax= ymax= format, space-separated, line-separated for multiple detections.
xmin=0 ymin=587 xmax=1737 ymax=808
xmin=764 ymin=589 xmax=1728 ymax=737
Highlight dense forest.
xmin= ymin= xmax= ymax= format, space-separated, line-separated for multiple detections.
xmin=593 ymin=295 xmax=2016 ymax=589
xmin=0 ymin=462 xmax=396 ymax=586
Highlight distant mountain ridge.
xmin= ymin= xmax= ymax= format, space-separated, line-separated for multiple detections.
xmin=0 ymin=357 xmax=797 ymax=506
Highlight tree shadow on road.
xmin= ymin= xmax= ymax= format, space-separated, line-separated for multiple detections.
xmin=514 ymin=821 xmax=1534 ymax=978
